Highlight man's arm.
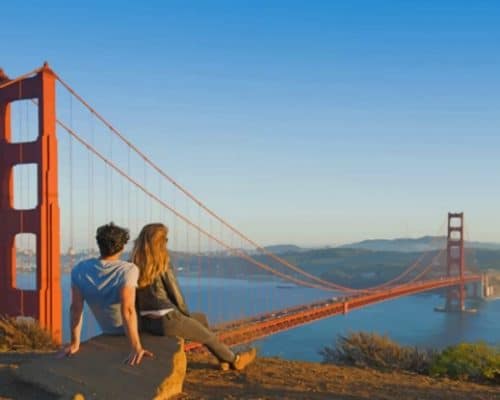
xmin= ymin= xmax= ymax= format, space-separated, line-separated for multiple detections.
xmin=63 ymin=285 xmax=84 ymax=356
xmin=120 ymin=285 xmax=153 ymax=365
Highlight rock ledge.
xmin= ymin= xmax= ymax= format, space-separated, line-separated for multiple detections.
xmin=14 ymin=334 xmax=186 ymax=400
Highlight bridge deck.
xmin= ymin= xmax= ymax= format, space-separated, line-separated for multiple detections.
xmin=186 ymin=275 xmax=482 ymax=351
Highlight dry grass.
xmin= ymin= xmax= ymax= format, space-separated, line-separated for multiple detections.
xmin=320 ymin=332 xmax=500 ymax=385
xmin=0 ymin=315 xmax=57 ymax=352
xmin=320 ymin=332 xmax=435 ymax=374
xmin=181 ymin=353 xmax=500 ymax=400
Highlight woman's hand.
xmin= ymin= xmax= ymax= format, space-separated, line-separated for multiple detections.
xmin=125 ymin=347 xmax=154 ymax=366
xmin=58 ymin=342 xmax=80 ymax=358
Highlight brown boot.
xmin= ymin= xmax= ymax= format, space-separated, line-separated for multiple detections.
xmin=232 ymin=348 xmax=257 ymax=371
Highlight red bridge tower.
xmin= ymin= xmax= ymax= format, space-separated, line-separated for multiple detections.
xmin=445 ymin=212 xmax=465 ymax=311
xmin=0 ymin=64 xmax=62 ymax=342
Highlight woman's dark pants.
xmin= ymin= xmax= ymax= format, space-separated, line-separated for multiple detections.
xmin=141 ymin=311 xmax=235 ymax=363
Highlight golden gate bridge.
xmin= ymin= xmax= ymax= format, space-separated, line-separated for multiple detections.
xmin=0 ymin=64 xmax=484 ymax=347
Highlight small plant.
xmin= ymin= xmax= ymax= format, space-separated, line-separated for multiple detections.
xmin=320 ymin=331 xmax=435 ymax=373
xmin=430 ymin=342 xmax=500 ymax=384
xmin=321 ymin=332 xmax=500 ymax=384
xmin=0 ymin=315 xmax=57 ymax=351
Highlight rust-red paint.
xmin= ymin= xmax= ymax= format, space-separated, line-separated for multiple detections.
xmin=446 ymin=212 xmax=465 ymax=311
xmin=0 ymin=65 xmax=62 ymax=343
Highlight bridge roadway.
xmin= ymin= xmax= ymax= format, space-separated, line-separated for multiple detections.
xmin=185 ymin=275 xmax=482 ymax=351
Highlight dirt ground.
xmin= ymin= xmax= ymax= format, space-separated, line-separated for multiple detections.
xmin=0 ymin=353 xmax=499 ymax=400
xmin=181 ymin=353 xmax=500 ymax=400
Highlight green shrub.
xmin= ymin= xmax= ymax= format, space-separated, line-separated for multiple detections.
xmin=320 ymin=331 xmax=435 ymax=374
xmin=0 ymin=315 xmax=57 ymax=351
xmin=430 ymin=342 xmax=500 ymax=384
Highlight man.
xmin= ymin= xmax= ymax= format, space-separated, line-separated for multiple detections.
xmin=63 ymin=223 xmax=152 ymax=365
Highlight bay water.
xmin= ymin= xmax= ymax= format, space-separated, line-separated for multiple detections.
xmin=17 ymin=273 xmax=499 ymax=361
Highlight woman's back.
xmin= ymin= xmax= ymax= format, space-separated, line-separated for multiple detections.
xmin=136 ymin=275 xmax=175 ymax=312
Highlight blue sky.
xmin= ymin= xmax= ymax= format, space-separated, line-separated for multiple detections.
xmin=3 ymin=1 xmax=500 ymax=246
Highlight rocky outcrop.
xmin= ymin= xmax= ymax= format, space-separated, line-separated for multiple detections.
xmin=14 ymin=334 xmax=186 ymax=399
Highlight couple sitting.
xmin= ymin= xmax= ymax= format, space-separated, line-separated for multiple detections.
xmin=63 ymin=222 xmax=256 ymax=370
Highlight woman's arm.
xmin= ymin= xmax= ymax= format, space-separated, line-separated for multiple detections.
xmin=162 ymin=267 xmax=191 ymax=316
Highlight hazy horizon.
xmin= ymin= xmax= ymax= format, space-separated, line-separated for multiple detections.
xmin=15 ymin=234 xmax=500 ymax=255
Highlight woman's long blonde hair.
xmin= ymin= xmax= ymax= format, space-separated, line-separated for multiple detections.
xmin=131 ymin=223 xmax=170 ymax=287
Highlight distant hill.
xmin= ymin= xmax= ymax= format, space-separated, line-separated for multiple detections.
xmin=263 ymin=244 xmax=306 ymax=254
xmin=340 ymin=236 xmax=500 ymax=253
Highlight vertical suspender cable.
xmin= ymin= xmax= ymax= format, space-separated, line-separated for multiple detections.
xmin=172 ymin=178 xmax=177 ymax=260
xmin=86 ymin=109 xmax=92 ymax=340
xmin=120 ymin=156 xmax=125 ymax=224
xmin=208 ymin=219 xmax=214 ymax=322
xmin=158 ymin=174 xmax=162 ymax=223
xmin=109 ymin=130 xmax=113 ymax=222
xmin=87 ymin=111 xmax=92 ymax=253
xmin=90 ymin=112 xmax=95 ymax=256
xmin=197 ymin=205 xmax=202 ymax=312
xmin=219 ymin=220 xmax=225 ymax=322
xmin=184 ymin=197 xmax=190 ymax=307
xmin=103 ymin=128 xmax=109 ymax=224
xmin=171 ymin=184 xmax=177 ymax=270
xmin=229 ymin=230 xmax=239 ymax=320
xmin=135 ymin=168 xmax=139 ymax=234
xmin=265 ymin=246 xmax=271 ymax=317
xmin=69 ymin=93 xmax=74 ymax=266
xmin=127 ymin=147 xmax=131 ymax=228
xmin=143 ymin=159 xmax=147 ymax=222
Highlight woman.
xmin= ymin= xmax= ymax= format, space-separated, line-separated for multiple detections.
xmin=131 ymin=223 xmax=256 ymax=371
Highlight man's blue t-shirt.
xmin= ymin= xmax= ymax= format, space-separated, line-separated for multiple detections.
xmin=71 ymin=258 xmax=139 ymax=335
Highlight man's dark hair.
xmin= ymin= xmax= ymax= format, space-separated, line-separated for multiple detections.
xmin=95 ymin=223 xmax=130 ymax=258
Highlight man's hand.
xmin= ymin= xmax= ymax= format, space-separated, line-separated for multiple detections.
xmin=68 ymin=285 xmax=84 ymax=354
xmin=124 ymin=347 xmax=154 ymax=366
xmin=120 ymin=285 xmax=151 ymax=366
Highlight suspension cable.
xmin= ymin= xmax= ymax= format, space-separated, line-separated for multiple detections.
xmin=406 ymin=248 xmax=446 ymax=283
xmin=37 ymin=74 xmax=448 ymax=293
xmin=53 ymin=73 xmax=368 ymax=292
xmin=55 ymin=118 xmax=349 ymax=291
xmin=55 ymin=73 xmax=444 ymax=293
xmin=362 ymin=223 xmax=447 ymax=290
xmin=66 ymin=112 xmax=445 ymax=293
